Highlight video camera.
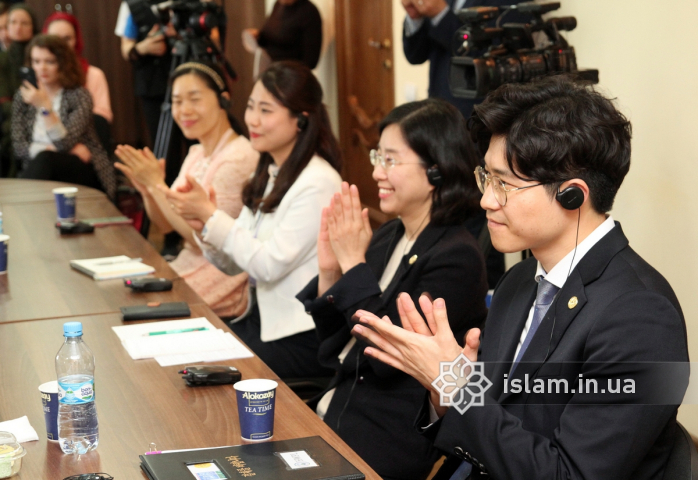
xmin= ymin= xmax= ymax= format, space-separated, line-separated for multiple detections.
xmin=126 ymin=0 xmax=226 ymax=40
xmin=449 ymin=1 xmax=598 ymax=99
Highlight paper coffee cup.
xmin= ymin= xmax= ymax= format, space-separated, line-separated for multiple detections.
xmin=52 ymin=187 xmax=78 ymax=223
xmin=234 ymin=379 xmax=278 ymax=441
xmin=38 ymin=381 xmax=59 ymax=441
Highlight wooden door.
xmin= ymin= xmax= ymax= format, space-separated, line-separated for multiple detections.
xmin=336 ymin=0 xmax=394 ymax=223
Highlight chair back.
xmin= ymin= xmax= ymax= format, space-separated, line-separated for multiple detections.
xmin=662 ymin=422 xmax=698 ymax=480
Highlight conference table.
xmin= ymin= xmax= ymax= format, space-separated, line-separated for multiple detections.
xmin=0 ymin=179 xmax=380 ymax=479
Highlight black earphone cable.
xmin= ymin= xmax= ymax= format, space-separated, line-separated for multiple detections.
xmin=336 ymin=345 xmax=361 ymax=432
xmin=543 ymin=207 xmax=581 ymax=363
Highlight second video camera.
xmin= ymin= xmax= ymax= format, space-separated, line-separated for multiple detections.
xmin=449 ymin=1 xmax=598 ymax=99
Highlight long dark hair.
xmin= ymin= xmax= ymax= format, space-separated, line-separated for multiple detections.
xmin=378 ymin=99 xmax=481 ymax=226
xmin=242 ymin=61 xmax=341 ymax=213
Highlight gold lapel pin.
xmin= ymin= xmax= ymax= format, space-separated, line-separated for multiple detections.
xmin=408 ymin=255 xmax=418 ymax=265
xmin=568 ymin=296 xmax=578 ymax=309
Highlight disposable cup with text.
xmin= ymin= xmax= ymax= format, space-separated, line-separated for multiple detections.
xmin=38 ymin=381 xmax=59 ymax=441
xmin=234 ymin=379 xmax=278 ymax=442
xmin=52 ymin=187 xmax=78 ymax=223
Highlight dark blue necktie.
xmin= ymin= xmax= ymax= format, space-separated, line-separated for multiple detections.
xmin=510 ymin=278 xmax=559 ymax=375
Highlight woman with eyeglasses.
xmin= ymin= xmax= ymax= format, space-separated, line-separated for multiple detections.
xmin=296 ymin=98 xmax=489 ymax=480
xmin=163 ymin=61 xmax=342 ymax=380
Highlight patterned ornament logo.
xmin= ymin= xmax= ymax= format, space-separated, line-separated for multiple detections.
xmin=432 ymin=354 xmax=492 ymax=414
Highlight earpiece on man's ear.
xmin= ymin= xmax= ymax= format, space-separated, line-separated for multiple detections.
xmin=555 ymin=185 xmax=584 ymax=210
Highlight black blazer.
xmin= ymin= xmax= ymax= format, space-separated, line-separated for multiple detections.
xmin=298 ymin=219 xmax=488 ymax=480
xmin=424 ymin=223 xmax=690 ymax=480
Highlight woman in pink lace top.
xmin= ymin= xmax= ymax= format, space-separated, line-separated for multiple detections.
xmin=115 ymin=61 xmax=259 ymax=317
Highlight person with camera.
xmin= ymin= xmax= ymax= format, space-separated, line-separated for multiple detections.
xmin=163 ymin=61 xmax=342 ymax=380
xmin=115 ymin=1 xmax=173 ymax=147
xmin=114 ymin=61 xmax=258 ymax=319
xmin=351 ymin=76 xmax=689 ymax=479
xmin=296 ymin=99 xmax=489 ymax=480
xmin=11 ymin=34 xmax=116 ymax=199
xmin=401 ymin=0 xmax=525 ymax=120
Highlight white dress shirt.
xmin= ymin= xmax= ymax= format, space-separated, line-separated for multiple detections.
xmin=512 ymin=215 xmax=616 ymax=362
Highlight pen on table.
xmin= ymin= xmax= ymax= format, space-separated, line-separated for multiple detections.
xmin=145 ymin=327 xmax=209 ymax=336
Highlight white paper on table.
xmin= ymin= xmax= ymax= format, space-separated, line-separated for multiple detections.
xmin=155 ymin=332 xmax=254 ymax=367
xmin=120 ymin=329 xmax=233 ymax=360
xmin=112 ymin=317 xmax=215 ymax=341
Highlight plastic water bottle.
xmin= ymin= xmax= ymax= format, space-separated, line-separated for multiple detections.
xmin=55 ymin=322 xmax=99 ymax=454
xmin=0 ymin=210 xmax=4 ymax=234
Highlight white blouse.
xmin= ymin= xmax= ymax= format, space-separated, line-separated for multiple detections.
xmin=197 ymin=156 xmax=342 ymax=342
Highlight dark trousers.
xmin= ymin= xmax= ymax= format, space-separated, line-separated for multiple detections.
xmin=19 ymin=151 xmax=102 ymax=191
xmin=229 ymin=303 xmax=335 ymax=380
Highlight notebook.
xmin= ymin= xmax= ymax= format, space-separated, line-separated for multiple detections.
xmin=140 ymin=436 xmax=365 ymax=480
xmin=70 ymin=255 xmax=155 ymax=280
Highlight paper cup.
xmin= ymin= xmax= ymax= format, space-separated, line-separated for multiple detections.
xmin=52 ymin=187 xmax=78 ymax=223
xmin=0 ymin=235 xmax=7 ymax=275
xmin=234 ymin=379 xmax=278 ymax=441
xmin=38 ymin=381 xmax=59 ymax=441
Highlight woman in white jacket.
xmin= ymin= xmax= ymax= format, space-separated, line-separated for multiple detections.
xmin=164 ymin=61 xmax=342 ymax=379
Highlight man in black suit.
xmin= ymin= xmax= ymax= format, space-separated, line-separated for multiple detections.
xmin=352 ymin=76 xmax=690 ymax=479
xmin=401 ymin=0 xmax=524 ymax=119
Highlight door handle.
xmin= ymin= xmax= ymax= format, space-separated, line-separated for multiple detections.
xmin=368 ymin=38 xmax=392 ymax=50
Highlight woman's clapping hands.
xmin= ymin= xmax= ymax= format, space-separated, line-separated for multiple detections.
xmin=114 ymin=145 xmax=165 ymax=194
xmin=326 ymin=182 xmax=372 ymax=274
xmin=159 ymin=175 xmax=218 ymax=232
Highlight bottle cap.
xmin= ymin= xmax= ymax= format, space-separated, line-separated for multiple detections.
xmin=63 ymin=322 xmax=82 ymax=337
